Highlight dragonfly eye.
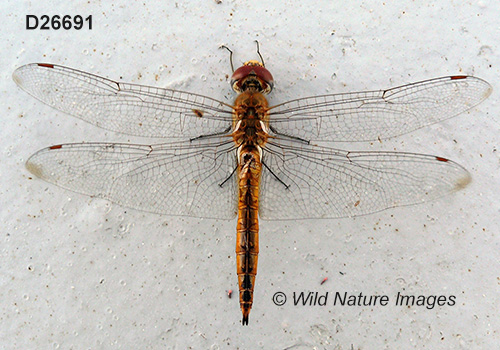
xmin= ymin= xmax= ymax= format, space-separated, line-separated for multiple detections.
xmin=230 ymin=64 xmax=274 ymax=94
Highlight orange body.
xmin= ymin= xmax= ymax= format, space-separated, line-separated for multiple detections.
xmin=232 ymin=91 xmax=269 ymax=325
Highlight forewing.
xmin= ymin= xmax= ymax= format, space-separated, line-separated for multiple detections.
xmin=269 ymin=76 xmax=492 ymax=142
xmin=13 ymin=63 xmax=234 ymax=138
xmin=26 ymin=138 xmax=238 ymax=219
xmin=259 ymin=139 xmax=471 ymax=220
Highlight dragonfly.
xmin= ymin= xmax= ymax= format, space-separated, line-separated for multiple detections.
xmin=13 ymin=50 xmax=491 ymax=325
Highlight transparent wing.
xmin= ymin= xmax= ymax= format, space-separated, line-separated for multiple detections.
xmin=13 ymin=63 xmax=234 ymax=138
xmin=259 ymin=138 xmax=471 ymax=220
xmin=26 ymin=137 xmax=238 ymax=219
xmin=269 ymin=76 xmax=492 ymax=142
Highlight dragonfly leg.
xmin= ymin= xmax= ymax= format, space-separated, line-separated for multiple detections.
xmin=219 ymin=166 xmax=237 ymax=188
xmin=189 ymin=126 xmax=232 ymax=142
xmin=269 ymin=125 xmax=310 ymax=144
xmin=262 ymin=160 xmax=289 ymax=190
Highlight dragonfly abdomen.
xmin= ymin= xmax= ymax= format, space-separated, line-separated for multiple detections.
xmin=236 ymin=146 xmax=262 ymax=325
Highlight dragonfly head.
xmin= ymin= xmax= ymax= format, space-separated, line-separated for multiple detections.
xmin=231 ymin=60 xmax=274 ymax=94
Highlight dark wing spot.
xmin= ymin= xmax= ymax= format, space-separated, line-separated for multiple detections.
xmin=193 ymin=109 xmax=204 ymax=118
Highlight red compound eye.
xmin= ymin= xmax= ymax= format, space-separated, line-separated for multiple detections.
xmin=230 ymin=64 xmax=274 ymax=94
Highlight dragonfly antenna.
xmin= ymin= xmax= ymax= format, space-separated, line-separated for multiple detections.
xmin=255 ymin=40 xmax=265 ymax=67
xmin=220 ymin=44 xmax=234 ymax=72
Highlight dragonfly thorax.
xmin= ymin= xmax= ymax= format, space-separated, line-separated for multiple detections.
xmin=232 ymin=91 xmax=270 ymax=149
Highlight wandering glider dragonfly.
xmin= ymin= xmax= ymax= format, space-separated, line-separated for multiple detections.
xmin=13 ymin=54 xmax=491 ymax=325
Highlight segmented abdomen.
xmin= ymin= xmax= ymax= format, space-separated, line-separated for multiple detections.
xmin=236 ymin=147 xmax=262 ymax=325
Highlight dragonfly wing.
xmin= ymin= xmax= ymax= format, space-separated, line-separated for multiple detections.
xmin=13 ymin=63 xmax=234 ymax=138
xmin=26 ymin=137 xmax=238 ymax=219
xmin=259 ymin=139 xmax=470 ymax=220
xmin=269 ymin=76 xmax=491 ymax=142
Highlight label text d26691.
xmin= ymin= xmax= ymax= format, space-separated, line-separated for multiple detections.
xmin=26 ymin=15 xmax=92 ymax=30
